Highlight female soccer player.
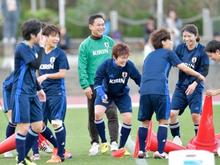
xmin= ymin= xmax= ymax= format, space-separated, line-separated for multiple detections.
xmin=37 ymin=24 xmax=71 ymax=163
xmin=94 ymin=42 xmax=141 ymax=158
xmin=205 ymin=40 xmax=220 ymax=96
xmin=169 ymin=24 xmax=209 ymax=145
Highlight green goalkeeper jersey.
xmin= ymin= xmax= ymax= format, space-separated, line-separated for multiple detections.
xmin=78 ymin=35 xmax=115 ymax=89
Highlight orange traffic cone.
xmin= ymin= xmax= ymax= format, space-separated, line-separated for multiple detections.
xmin=187 ymin=96 xmax=218 ymax=152
xmin=0 ymin=134 xmax=16 ymax=154
xmin=146 ymin=125 xmax=186 ymax=152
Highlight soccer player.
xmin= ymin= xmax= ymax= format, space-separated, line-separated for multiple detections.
xmin=205 ymin=40 xmax=220 ymax=96
xmin=2 ymin=71 xmax=53 ymax=160
xmin=78 ymin=14 xmax=119 ymax=155
xmin=94 ymin=42 xmax=141 ymax=157
xmin=2 ymin=72 xmax=16 ymax=158
xmin=37 ymin=24 xmax=71 ymax=163
xmin=169 ymin=24 xmax=209 ymax=145
xmin=137 ymin=28 xmax=205 ymax=159
xmin=11 ymin=19 xmax=45 ymax=165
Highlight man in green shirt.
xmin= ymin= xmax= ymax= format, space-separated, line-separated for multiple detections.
xmin=78 ymin=14 xmax=119 ymax=156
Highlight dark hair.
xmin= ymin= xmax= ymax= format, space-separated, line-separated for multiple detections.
xmin=112 ymin=42 xmax=130 ymax=59
xmin=88 ymin=14 xmax=104 ymax=25
xmin=150 ymin=28 xmax=171 ymax=49
xmin=22 ymin=19 xmax=42 ymax=40
xmin=42 ymin=24 xmax=60 ymax=36
xmin=205 ymin=40 xmax=220 ymax=52
xmin=181 ymin=24 xmax=200 ymax=42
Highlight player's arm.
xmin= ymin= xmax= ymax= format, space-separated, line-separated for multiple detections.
xmin=78 ymin=44 xmax=93 ymax=99
xmin=177 ymin=63 xmax=205 ymax=81
xmin=38 ymin=69 xmax=67 ymax=84
xmin=186 ymin=51 xmax=209 ymax=95
xmin=128 ymin=61 xmax=141 ymax=86
xmin=206 ymin=89 xmax=220 ymax=96
xmin=94 ymin=62 xmax=108 ymax=103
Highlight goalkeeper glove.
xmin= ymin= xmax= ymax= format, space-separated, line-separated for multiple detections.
xmin=96 ymin=86 xmax=108 ymax=103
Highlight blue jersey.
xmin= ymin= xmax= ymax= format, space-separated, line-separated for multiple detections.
xmin=175 ymin=43 xmax=209 ymax=88
xmin=140 ymin=48 xmax=182 ymax=96
xmin=94 ymin=59 xmax=141 ymax=97
xmin=39 ymin=47 xmax=70 ymax=96
xmin=12 ymin=43 xmax=39 ymax=96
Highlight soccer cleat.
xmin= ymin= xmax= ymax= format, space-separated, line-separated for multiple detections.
xmin=31 ymin=154 xmax=40 ymax=161
xmin=64 ymin=150 xmax=72 ymax=159
xmin=110 ymin=141 xmax=118 ymax=151
xmin=52 ymin=148 xmax=72 ymax=159
xmin=124 ymin=148 xmax=131 ymax=156
xmin=39 ymin=141 xmax=53 ymax=153
xmin=4 ymin=151 xmax=14 ymax=158
xmin=100 ymin=142 xmax=109 ymax=153
xmin=153 ymin=151 xmax=168 ymax=159
xmin=137 ymin=151 xmax=146 ymax=159
xmin=112 ymin=148 xmax=126 ymax=158
xmin=89 ymin=142 xmax=99 ymax=156
xmin=46 ymin=155 xmax=62 ymax=163
xmin=172 ymin=136 xmax=183 ymax=146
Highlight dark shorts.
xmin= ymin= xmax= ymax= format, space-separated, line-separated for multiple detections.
xmin=138 ymin=94 xmax=170 ymax=121
xmin=42 ymin=95 xmax=67 ymax=123
xmin=2 ymin=87 xmax=11 ymax=113
xmin=95 ymin=94 xmax=132 ymax=113
xmin=171 ymin=86 xmax=203 ymax=115
xmin=12 ymin=94 xmax=43 ymax=124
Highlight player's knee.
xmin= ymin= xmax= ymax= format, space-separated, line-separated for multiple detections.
xmin=191 ymin=113 xmax=200 ymax=123
xmin=170 ymin=110 xmax=178 ymax=122
xmin=51 ymin=119 xmax=63 ymax=129
xmin=141 ymin=120 xmax=150 ymax=128
xmin=122 ymin=112 xmax=132 ymax=125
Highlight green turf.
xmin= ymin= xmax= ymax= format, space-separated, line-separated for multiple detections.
xmin=0 ymin=106 xmax=220 ymax=165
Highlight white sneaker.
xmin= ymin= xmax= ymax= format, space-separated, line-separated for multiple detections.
xmin=172 ymin=136 xmax=183 ymax=146
xmin=39 ymin=141 xmax=53 ymax=153
xmin=153 ymin=151 xmax=168 ymax=159
xmin=89 ymin=142 xmax=99 ymax=156
xmin=110 ymin=141 xmax=118 ymax=151
xmin=217 ymin=147 xmax=220 ymax=156
xmin=4 ymin=151 xmax=14 ymax=158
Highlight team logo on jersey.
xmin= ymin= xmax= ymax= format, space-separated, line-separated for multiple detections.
xmin=192 ymin=57 xmax=197 ymax=63
xmin=122 ymin=72 xmax=128 ymax=78
xmin=35 ymin=53 xmax=38 ymax=58
xmin=50 ymin=57 xmax=56 ymax=64
xmin=104 ymin=42 xmax=109 ymax=49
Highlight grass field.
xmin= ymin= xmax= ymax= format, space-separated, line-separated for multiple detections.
xmin=0 ymin=105 xmax=220 ymax=165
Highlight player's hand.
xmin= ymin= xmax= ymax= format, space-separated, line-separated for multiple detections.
xmin=101 ymin=94 xmax=109 ymax=104
xmin=185 ymin=81 xmax=198 ymax=95
xmin=37 ymin=74 xmax=48 ymax=85
xmin=37 ymin=89 xmax=46 ymax=102
xmin=84 ymin=86 xmax=93 ymax=99
xmin=96 ymin=86 xmax=108 ymax=103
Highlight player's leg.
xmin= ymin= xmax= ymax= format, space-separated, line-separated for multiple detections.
xmin=188 ymin=89 xmax=203 ymax=136
xmin=12 ymin=94 xmax=30 ymax=164
xmin=40 ymin=102 xmax=58 ymax=151
xmin=153 ymin=95 xmax=170 ymax=159
xmin=25 ymin=96 xmax=43 ymax=157
xmin=170 ymin=87 xmax=187 ymax=140
xmin=137 ymin=94 xmax=153 ymax=158
xmin=94 ymin=95 xmax=108 ymax=154
xmin=87 ymin=86 xmax=100 ymax=155
xmin=4 ymin=110 xmax=16 ymax=157
xmin=46 ymin=95 xmax=70 ymax=163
